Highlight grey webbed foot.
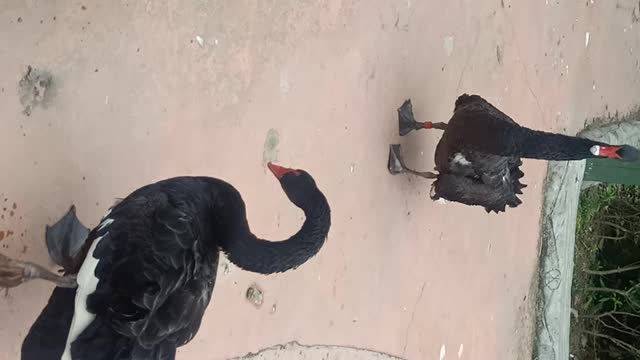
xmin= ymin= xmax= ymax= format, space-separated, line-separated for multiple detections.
xmin=45 ymin=205 xmax=89 ymax=271
xmin=398 ymin=99 xmax=424 ymax=136
xmin=387 ymin=144 xmax=438 ymax=179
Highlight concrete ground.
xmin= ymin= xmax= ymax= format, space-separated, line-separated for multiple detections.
xmin=0 ymin=1 xmax=639 ymax=359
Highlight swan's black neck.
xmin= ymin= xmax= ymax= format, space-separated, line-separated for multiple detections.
xmin=215 ymin=183 xmax=330 ymax=274
xmin=453 ymin=115 xmax=605 ymax=160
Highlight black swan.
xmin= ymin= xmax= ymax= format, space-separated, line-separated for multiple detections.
xmin=388 ymin=94 xmax=639 ymax=213
xmin=21 ymin=162 xmax=331 ymax=360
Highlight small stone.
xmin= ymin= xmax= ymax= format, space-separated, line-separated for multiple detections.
xmin=245 ymin=284 xmax=264 ymax=308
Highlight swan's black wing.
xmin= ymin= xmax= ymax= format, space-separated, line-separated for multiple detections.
xmin=463 ymin=151 xmax=527 ymax=196
xmin=432 ymin=173 xmax=522 ymax=213
xmin=440 ymin=93 xmax=527 ymax=206
xmin=453 ymin=94 xmax=518 ymax=126
xmin=71 ymin=191 xmax=217 ymax=359
xmin=435 ymin=94 xmax=520 ymax=171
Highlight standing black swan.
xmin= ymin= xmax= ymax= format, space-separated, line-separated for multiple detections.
xmin=388 ymin=94 xmax=639 ymax=213
xmin=21 ymin=162 xmax=331 ymax=360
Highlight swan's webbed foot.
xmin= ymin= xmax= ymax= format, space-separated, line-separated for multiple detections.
xmin=398 ymin=99 xmax=447 ymax=135
xmin=398 ymin=99 xmax=424 ymax=136
xmin=45 ymin=205 xmax=89 ymax=271
xmin=387 ymin=144 xmax=438 ymax=179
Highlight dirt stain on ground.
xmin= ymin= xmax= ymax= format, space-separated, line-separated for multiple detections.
xmin=18 ymin=65 xmax=52 ymax=116
xmin=262 ymin=128 xmax=280 ymax=167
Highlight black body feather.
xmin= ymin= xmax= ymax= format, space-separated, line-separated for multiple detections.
xmin=22 ymin=175 xmax=330 ymax=359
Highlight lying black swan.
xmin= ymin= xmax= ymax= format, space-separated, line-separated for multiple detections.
xmin=388 ymin=94 xmax=639 ymax=213
xmin=21 ymin=163 xmax=331 ymax=360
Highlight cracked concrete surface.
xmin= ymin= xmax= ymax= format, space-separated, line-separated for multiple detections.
xmin=1 ymin=1 xmax=640 ymax=359
xmin=230 ymin=342 xmax=404 ymax=360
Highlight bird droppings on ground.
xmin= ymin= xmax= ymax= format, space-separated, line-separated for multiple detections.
xmin=458 ymin=344 xmax=464 ymax=358
xmin=270 ymin=303 xmax=277 ymax=314
xmin=195 ymin=35 xmax=204 ymax=48
xmin=585 ymin=32 xmax=590 ymax=48
xmin=443 ymin=36 xmax=454 ymax=56
xmin=18 ymin=65 xmax=52 ymax=116
xmin=279 ymin=70 xmax=290 ymax=94
xmin=439 ymin=344 xmax=446 ymax=360
xmin=246 ymin=284 xmax=264 ymax=308
xmin=220 ymin=260 xmax=230 ymax=275
xmin=262 ymin=128 xmax=280 ymax=167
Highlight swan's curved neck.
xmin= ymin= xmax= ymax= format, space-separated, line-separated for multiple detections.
xmin=455 ymin=116 xmax=605 ymax=160
xmin=217 ymin=187 xmax=330 ymax=274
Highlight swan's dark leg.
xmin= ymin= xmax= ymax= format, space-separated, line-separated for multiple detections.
xmin=45 ymin=205 xmax=89 ymax=271
xmin=387 ymin=144 xmax=438 ymax=179
xmin=428 ymin=122 xmax=447 ymax=130
xmin=0 ymin=253 xmax=77 ymax=289
xmin=397 ymin=99 xmax=447 ymax=135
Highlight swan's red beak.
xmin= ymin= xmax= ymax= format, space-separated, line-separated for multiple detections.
xmin=423 ymin=121 xmax=433 ymax=129
xmin=267 ymin=162 xmax=297 ymax=179
xmin=598 ymin=146 xmax=623 ymax=160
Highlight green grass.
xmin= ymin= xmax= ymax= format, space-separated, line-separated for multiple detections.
xmin=571 ymin=184 xmax=640 ymax=359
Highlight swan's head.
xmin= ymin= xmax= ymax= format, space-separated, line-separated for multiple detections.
xmin=590 ymin=144 xmax=640 ymax=162
xmin=268 ymin=162 xmax=320 ymax=209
